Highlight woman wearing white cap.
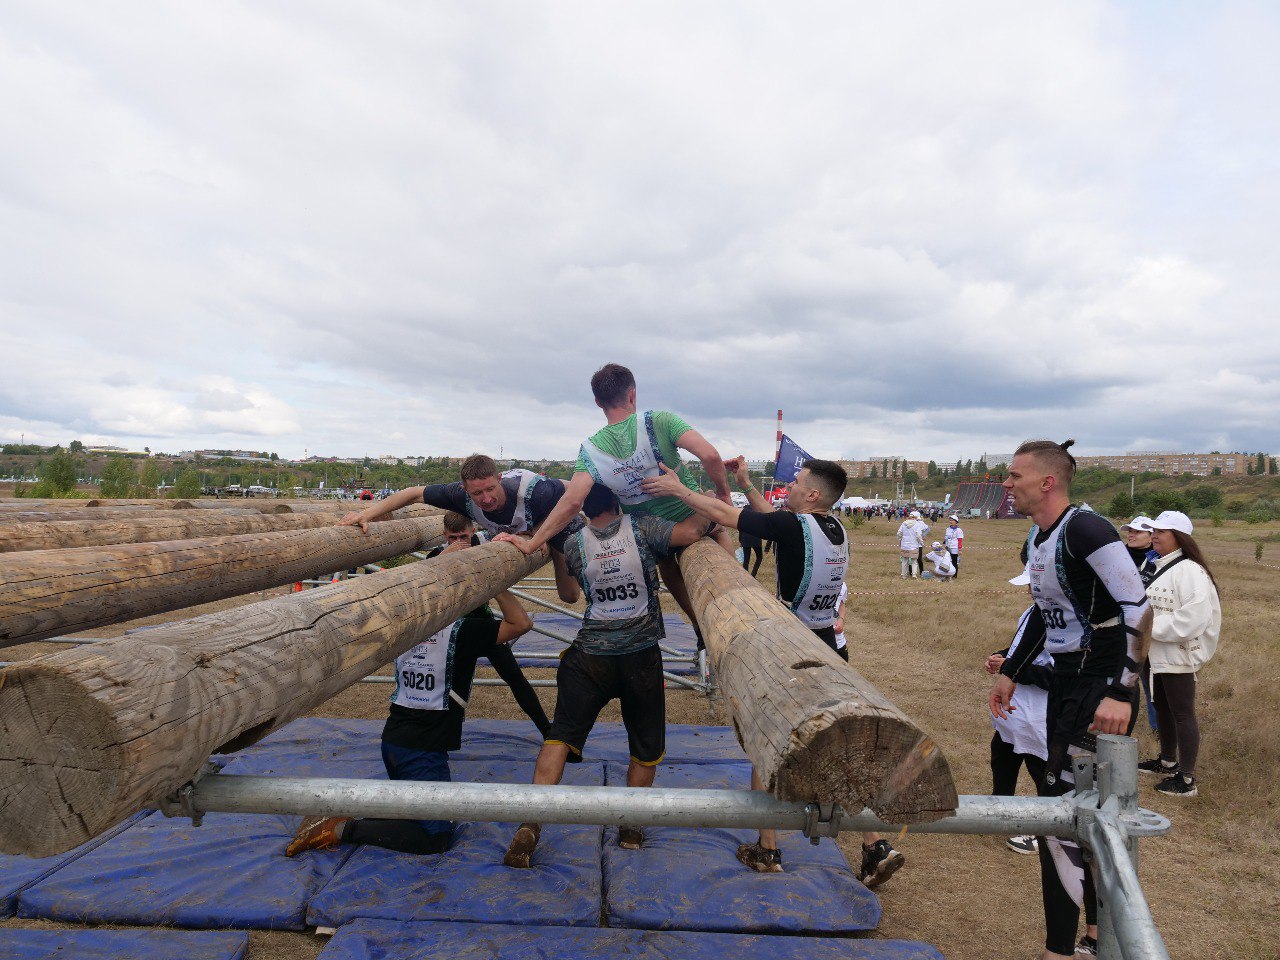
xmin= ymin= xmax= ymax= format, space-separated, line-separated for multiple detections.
xmin=1119 ymin=516 xmax=1160 ymax=733
xmin=1138 ymin=511 xmax=1221 ymax=797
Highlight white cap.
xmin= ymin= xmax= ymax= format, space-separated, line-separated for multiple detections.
xmin=1120 ymin=515 xmax=1154 ymax=532
xmin=1148 ymin=510 xmax=1193 ymax=535
xmin=948 ymin=514 xmax=959 ymax=521
xmin=1009 ymin=568 xmax=1031 ymax=586
xmin=932 ymin=541 xmax=942 ymax=549
xmin=910 ymin=510 xmax=921 ymax=518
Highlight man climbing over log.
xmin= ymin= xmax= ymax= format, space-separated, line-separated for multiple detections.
xmin=340 ymin=453 xmax=582 ymax=601
xmin=284 ymin=516 xmax=535 ymax=858
xmin=501 ymin=362 xmax=733 ymax=645
xmin=641 ymin=456 xmax=905 ymax=887
xmin=500 ymin=483 xmax=709 ymax=868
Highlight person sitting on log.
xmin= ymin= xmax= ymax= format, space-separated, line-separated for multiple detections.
xmin=640 ymin=456 xmax=906 ymax=887
xmin=284 ymin=515 xmax=534 ymax=859
xmin=499 ymin=482 xmax=709 ymax=868
xmin=339 ymin=452 xmax=582 ymax=602
xmin=501 ymin=362 xmax=734 ymax=646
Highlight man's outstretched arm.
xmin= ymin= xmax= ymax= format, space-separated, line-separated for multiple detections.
xmin=340 ymin=486 xmax=426 ymax=532
xmin=676 ymin=429 xmax=732 ymax=504
xmin=641 ymin=465 xmax=742 ymax=529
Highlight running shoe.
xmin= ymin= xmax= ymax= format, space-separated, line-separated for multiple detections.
xmin=1137 ymin=756 xmax=1178 ymax=777
xmin=1006 ymin=834 xmax=1038 ymax=855
xmin=1074 ymin=934 xmax=1098 ymax=956
xmin=736 ymin=840 xmax=783 ymax=873
xmin=503 ymin=822 xmax=542 ymax=868
xmin=859 ymin=839 xmax=905 ymax=888
xmin=284 ymin=816 xmax=351 ymax=857
xmin=1154 ymin=773 xmax=1197 ymax=797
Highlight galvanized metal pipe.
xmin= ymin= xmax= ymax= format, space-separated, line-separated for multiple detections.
xmin=1079 ymin=814 xmax=1170 ymax=960
xmin=184 ymin=775 xmax=1079 ymax=837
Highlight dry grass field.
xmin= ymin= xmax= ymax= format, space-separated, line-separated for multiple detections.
xmin=3 ymin=515 xmax=1278 ymax=958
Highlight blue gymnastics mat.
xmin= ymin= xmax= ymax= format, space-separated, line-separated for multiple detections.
xmin=0 ymin=929 xmax=248 ymax=960
xmin=316 ymin=919 xmax=944 ymax=960
xmin=602 ymin=761 xmax=882 ymax=933
xmin=306 ymin=757 xmax=606 ymax=929
xmin=214 ymin=716 xmax=746 ymax=768
xmin=0 ymin=813 xmax=145 ymax=918
xmin=514 ymin=612 xmax=701 ymax=675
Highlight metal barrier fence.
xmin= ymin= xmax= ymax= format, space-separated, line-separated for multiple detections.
xmin=159 ymin=735 xmax=1170 ymax=959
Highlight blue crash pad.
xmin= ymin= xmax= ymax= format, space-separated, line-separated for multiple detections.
xmin=0 ymin=929 xmax=248 ymax=960
xmin=316 ymin=919 xmax=944 ymax=960
xmin=603 ymin=761 xmax=882 ymax=933
xmin=306 ymin=757 xmax=606 ymax=928
xmin=513 ymin=612 xmax=701 ymax=675
xmin=17 ymin=806 xmax=356 ymax=930
xmin=0 ymin=812 xmax=146 ymax=918
xmin=215 ymin=716 xmax=746 ymax=768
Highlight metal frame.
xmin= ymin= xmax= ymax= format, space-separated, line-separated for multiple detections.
xmin=163 ymin=735 xmax=1170 ymax=959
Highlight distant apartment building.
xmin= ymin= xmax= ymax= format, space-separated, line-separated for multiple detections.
xmin=838 ymin=457 xmax=930 ymax=479
xmin=1075 ymin=451 xmax=1252 ymax=477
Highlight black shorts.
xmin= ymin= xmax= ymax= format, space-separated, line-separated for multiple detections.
xmin=1042 ymin=672 xmax=1137 ymax=795
xmin=547 ymin=643 xmax=666 ymax=765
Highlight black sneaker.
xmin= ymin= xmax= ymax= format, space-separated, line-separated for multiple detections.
xmin=736 ymin=841 xmax=783 ymax=873
xmin=1005 ymin=834 xmax=1038 ymax=855
xmin=859 ymin=840 xmax=905 ymax=889
xmin=1137 ymin=756 xmax=1178 ymax=777
xmin=1074 ymin=934 xmax=1098 ymax=956
xmin=1155 ymin=773 xmax=1197 ymax=797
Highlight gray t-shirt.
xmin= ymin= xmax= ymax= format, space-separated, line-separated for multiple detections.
xmin=564 ymin=513 xmax=675 ymax=655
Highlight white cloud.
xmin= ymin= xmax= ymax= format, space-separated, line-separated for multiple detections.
xmin=1 ymin=1 xmax=1277 ymax=462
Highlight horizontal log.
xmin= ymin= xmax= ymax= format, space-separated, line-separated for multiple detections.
xmin=677 ymin=539 xmax=956 ymax=823
xmin=0 ymin=517 xmax=446 ymax=648
xmin=0 ymin=539 xmax=548 ymax=857
xmin=0 ymin=512 xmax=345 ymax=553
xmin=0 ymin=507 xmax=262 ymax=523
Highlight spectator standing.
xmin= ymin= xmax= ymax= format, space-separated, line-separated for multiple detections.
xmin=896 ymin=510 xmax=928 ymax=579
xmin=944 ymin=515 xmax=965 ymax=578
xmin=1138 ymin=511 xmax=1222 ymax=797
xmin=1120 ymin=517 xmax=1160 ymax=732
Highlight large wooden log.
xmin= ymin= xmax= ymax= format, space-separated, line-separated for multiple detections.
xmin=678 ymin=539 xmax=956 ymax=823
xmin=0 ymin=507 xmax=262 ymax=523
xmin=0 ymin=512 xmax=344 ymax=553
xmin=0 ymin=517 xmax=446 ymax=648
xmin=0 ymin=539 xmax=548 ymax=857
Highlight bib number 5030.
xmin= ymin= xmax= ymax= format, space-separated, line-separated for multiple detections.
xmin=1044 ymin=608 xmax=1068 ymax=629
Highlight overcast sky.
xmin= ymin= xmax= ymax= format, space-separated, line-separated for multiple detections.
xmin=2 ymin=1 xmax=1277 ymax=463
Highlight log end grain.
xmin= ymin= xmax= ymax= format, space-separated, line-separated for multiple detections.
xmin=0 ymin=664 xmax=127 ymax=857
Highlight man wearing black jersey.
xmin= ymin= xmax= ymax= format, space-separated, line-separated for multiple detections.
xmin=989 ymin=439 xmax=1152 ymax=960
xmin=641 ymin=456 xmax=904 ymax=888
xmin=285 ymin=527 xmax=535 ymax=859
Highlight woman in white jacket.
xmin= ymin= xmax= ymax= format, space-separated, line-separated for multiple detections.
xmin=1138 ymin=511 xmax=1221 ymax=798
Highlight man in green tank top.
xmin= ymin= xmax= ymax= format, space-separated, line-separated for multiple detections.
xmin=500 ymin=362 xmax=734 ymax=637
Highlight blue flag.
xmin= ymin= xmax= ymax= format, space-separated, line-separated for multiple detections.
xmin=773 ymin=435 xmax=814 ymax=484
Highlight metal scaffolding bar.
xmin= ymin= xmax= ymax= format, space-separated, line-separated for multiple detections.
xmin=183 ymin=774 xmax=1082 ymax=837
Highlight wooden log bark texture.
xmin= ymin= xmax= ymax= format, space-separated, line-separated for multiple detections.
xmin=0 ymin=512 xmax=348 ymax=553
xmin=0 ymin=539 xmax=547 ymax=857
xmin=0 ymin=517 xmax=446 ymax=648
xmin=677 ymin=539 xmax=956 ymax=824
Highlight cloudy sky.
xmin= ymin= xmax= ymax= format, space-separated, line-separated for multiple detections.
xmin=1 ymin=1 xmax=1277 ymax=463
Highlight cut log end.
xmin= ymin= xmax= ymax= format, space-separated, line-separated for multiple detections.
xmin=0 ymin=666 xmax=126 ymax=857
xmin=773 ymin=712 xmax=958 ymax=823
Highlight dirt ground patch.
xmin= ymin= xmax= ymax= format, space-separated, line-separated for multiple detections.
xmin=4 ymin=517 xmax=1278 ymax=958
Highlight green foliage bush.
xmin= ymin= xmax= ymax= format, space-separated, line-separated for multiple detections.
xmin=99 ymin=458 xmax=137 ymax=498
